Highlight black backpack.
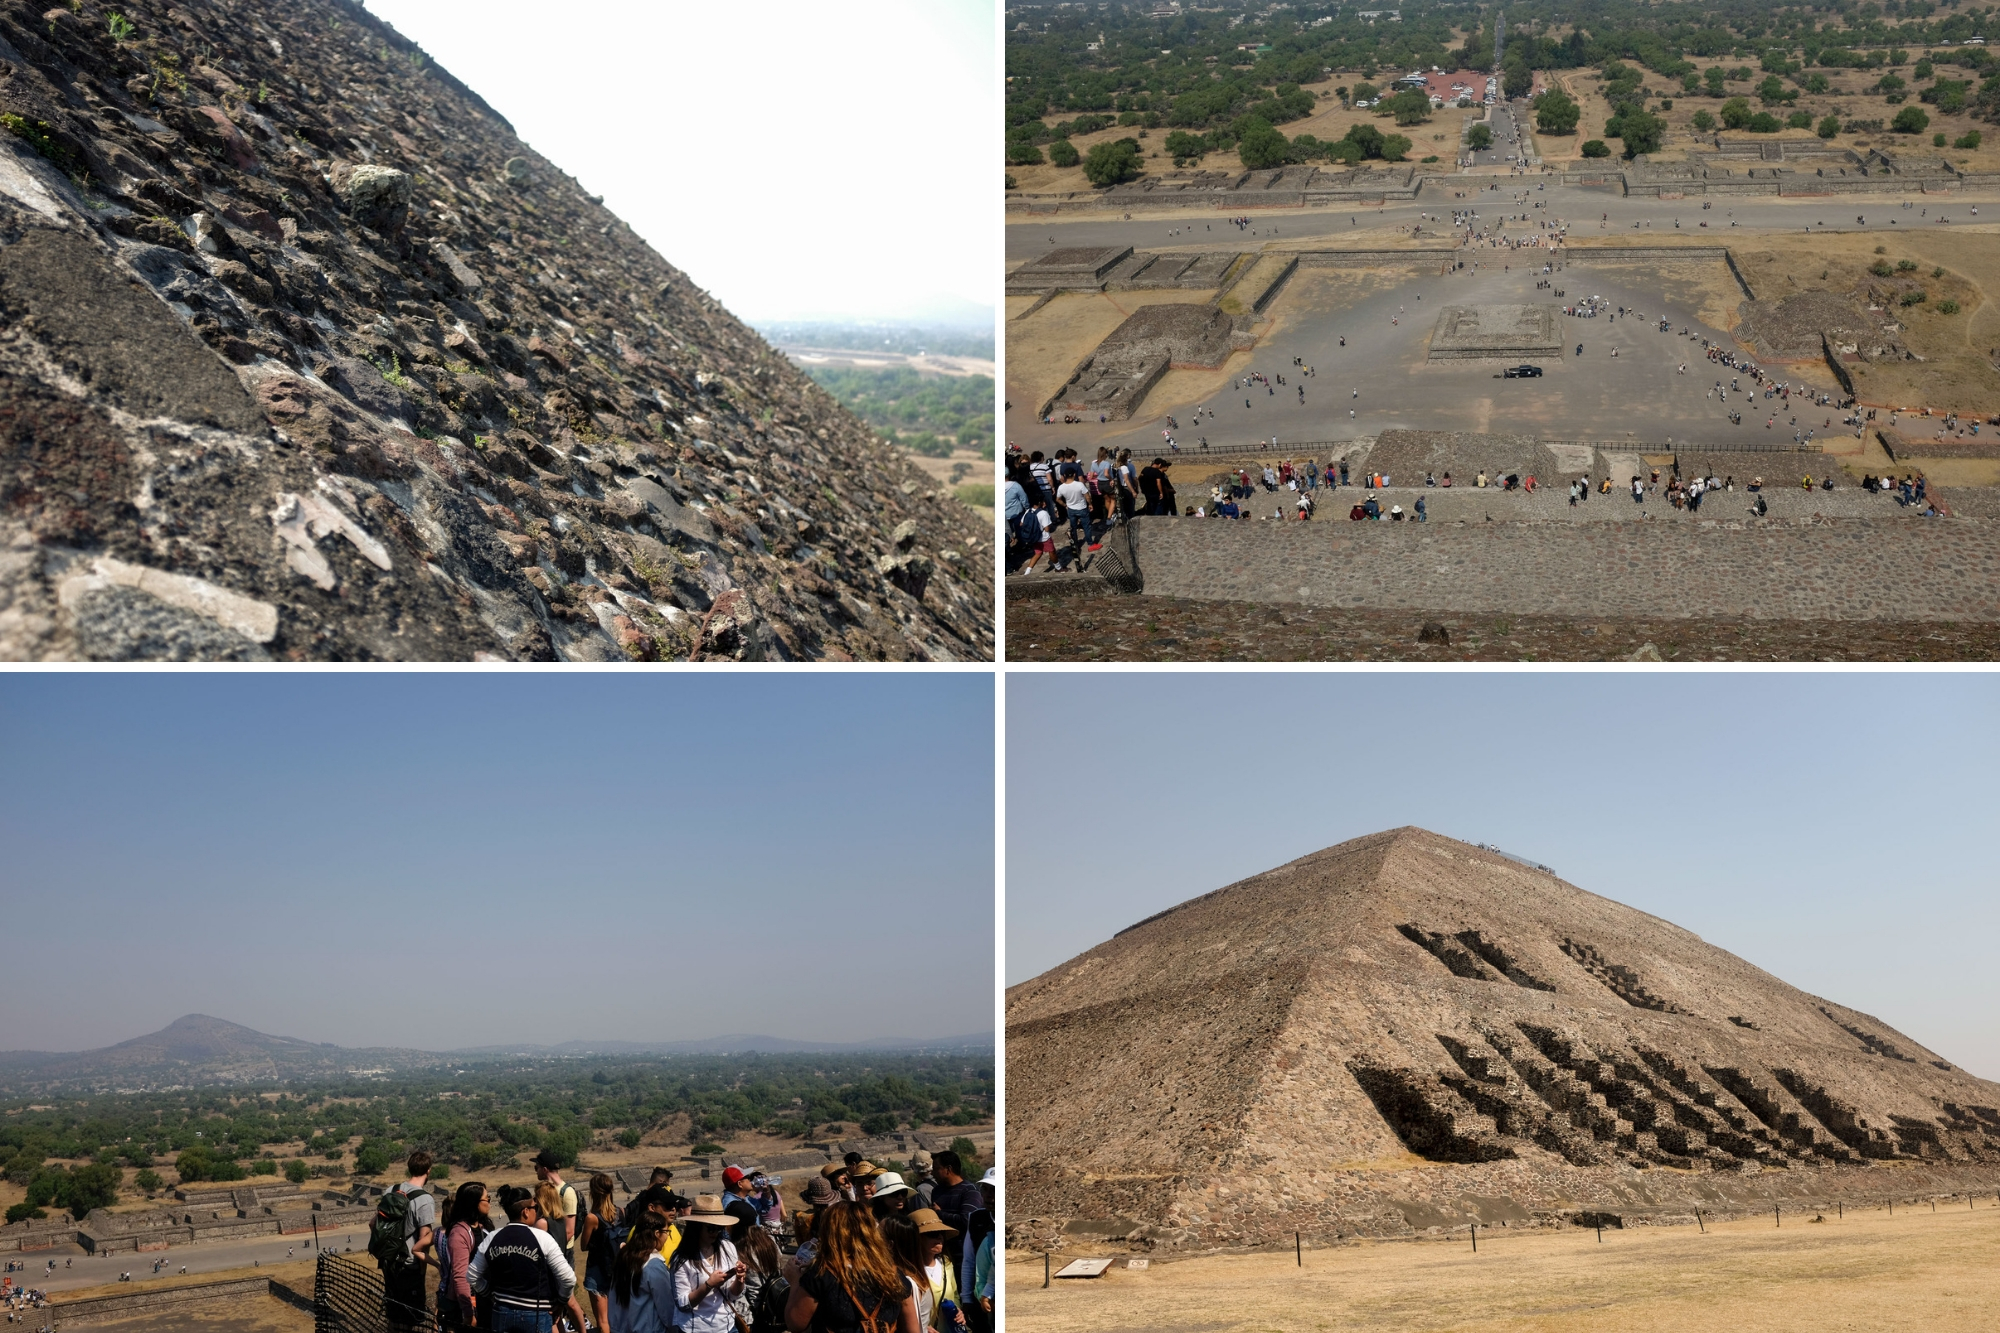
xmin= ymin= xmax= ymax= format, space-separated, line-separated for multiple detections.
xmin=368 ymin=1186 xmax=419 ymax=1271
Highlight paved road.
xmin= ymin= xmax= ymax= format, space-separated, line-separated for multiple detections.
xmin=1005 ymin=178 xmax=2000 ymax=262
xmin=1469 ymin=104 xmax=1523 ymax=168
xmin=13 ymin=1221 xmax=371 ymax=1295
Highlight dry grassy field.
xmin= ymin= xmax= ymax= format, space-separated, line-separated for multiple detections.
xmin=1006 ymin=1201 xmax=2000 ymax=1332
xmin=1539 ymin=60 xmax=2000 ymax=169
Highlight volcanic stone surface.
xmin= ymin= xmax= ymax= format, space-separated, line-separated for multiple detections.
xmin=1006 ymin=827 xmax=2000 ymax=1253
xmin=0 ymin=0 xmax=990 ymax=660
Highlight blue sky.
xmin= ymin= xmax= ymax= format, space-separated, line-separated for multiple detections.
xmin=1 ymin=674 xmax=993 ymax=1052
xmin=365 ymin=0 xmax=997 ymax=325
xmin=1007 ymin=672 xmax=2000 ymax=1079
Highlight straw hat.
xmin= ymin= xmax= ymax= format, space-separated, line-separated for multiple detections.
xmin=905 ymin=1208 xmax=956 ymax=1235
xmin=682 ymin=1194 xmax=743 ymax=1227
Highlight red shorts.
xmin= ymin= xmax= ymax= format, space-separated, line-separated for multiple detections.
xmin=1036 ymin=540 xmax=1056 ymax=554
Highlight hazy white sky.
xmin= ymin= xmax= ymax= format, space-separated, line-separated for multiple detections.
xmin=366 ymin=0 xmax=996 ymax=325
xmin=2 ymin=675 xmax=993 ymax=1052
xmin=1009 ymin=673 xmax=2000 ymax=1080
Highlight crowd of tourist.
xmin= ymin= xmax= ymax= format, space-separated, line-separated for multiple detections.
xmin=1 ymin=1279 xmax=50 ymax=1331
xmin=374 ymin=1147 xmax=995 ymax=1333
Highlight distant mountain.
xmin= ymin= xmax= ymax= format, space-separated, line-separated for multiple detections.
xmin=0 ymin=1014 xmax=444 ymax=1092
xmin=0 ymin=1017 xmax=993 ymax=1093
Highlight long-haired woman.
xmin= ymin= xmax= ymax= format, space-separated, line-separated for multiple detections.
xmin=607 ymin=1216 xmax=670 ymax=1333
xmin=784 ymin=1200 xmax=919 ymax=1333
xmin=882 ymin=1211 xmax=964 ymax=1331
xmin=666 ymin=1195 xmax=746 ymax=1333
xmin=739 ymin=1222 xmax=786 ymax=1330
xmin=578 ymin=1172 xmax=618 ymax=1333
xmin=435 ymin=1180 xmax=491 ymax=1329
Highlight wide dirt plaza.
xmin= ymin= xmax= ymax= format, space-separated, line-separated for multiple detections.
xmin=1005 ymin=159 xmax=2000 ymax=661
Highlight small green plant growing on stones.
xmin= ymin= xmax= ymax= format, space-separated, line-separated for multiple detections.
xmin=257 ymin=80 xmax=269 ymax=104
xmin=105 ymin=10 xmax=135 ymax=41
xmin=374 ymin=351 xmax=410 ymax=389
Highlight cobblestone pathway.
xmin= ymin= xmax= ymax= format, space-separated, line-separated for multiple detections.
xmin=1104 ymin=514 xmax=2000 ymax=622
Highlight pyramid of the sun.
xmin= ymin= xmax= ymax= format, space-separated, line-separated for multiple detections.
xmin=1006 ymin=827 xmax=2000 ymax=1251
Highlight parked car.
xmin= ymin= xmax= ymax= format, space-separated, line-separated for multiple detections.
xmin=1501 ymin=364 xmax=1544 ymax=378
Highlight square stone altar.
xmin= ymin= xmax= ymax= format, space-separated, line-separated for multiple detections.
xmin=1427 ymin=303 xmax=1562 ymax=360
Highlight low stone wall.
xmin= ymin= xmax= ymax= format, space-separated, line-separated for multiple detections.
xmin=51 ymin=1274 xmax=274 ymax=1325
xmin=1123 ymin=513 xmax=2000 ymax=622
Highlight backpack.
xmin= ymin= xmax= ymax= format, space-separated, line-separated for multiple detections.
xmin=368 ymin=1186 xmax=418 ymax=1272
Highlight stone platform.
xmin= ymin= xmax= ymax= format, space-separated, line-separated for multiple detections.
xmin=1427 ymin=303 xmax=1563 ymax=360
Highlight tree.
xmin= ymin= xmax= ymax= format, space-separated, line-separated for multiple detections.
xmin=1467 ymin=123 xmax=1494 ymax=150
xmin=1163 ymin=130 xmax=1206 ymax=163
xmin=63 ymin=1162 xmax=121 ymax=1217
xmin=949 ymin=1137 xmax=983 ymax=1178
xmin=1381 ymin=134 xmax=1413 ymax=162
xmin=351 ymin=1141 xmax=392 ymax=1176
xmin=1819 ymin=114 xmax=1842 ymax=138
xmin=1351 ymin=82 xmax=1379 ymax=104
xmin=135 ymin=1169 xmax=164 ymax=1193
xmin=1893 ymin=104 xmax=1931 ymax=133
xmin=1691 ymin=109 xmax=1717 ymax=132
xmin=4 ymin=1204 xmax=44 ymax=1225
xmin=1957 ymin=130 xmax=1983 ymax=149
xmin=1383 ymin=88 xmax=1431 ymax=125
xmin=1581 ymin=139 xmax=1612 ymax=158
xmin=1805 ymin=73 xmax=1830 ymax=94
xmin=284 ymin=1159 xmax=310 ymax=1184
xmin=1721 ymin=97 xmax=1753 ymax=129
xmin=1237 ymin=118 xmax=1290 ymax=168
xmin=1747 ymin=112 xmax=1782 ymax=133
xmin=1082 ymin=138 xmax=1143 ymax=186
xmin=1004 ymin=137 xmax=1044 ymax=167
xmin=1704 ymin=66 xmax=1727 ymax=96
xmin=1535 ymin=89 xmax=1580 ymax=134
xmin=1914 ymin=59 xmax=1934 ymax=80
xmin=1618 ymin=109 xmax=1666 ymax=156
xmin=1342 ymin=123 xmax=1386 ymax=158
xmin=1503 ymin=59 xmax=1533 ymax=99
xmin=1878 ymin=72 xmax=1907 ymax=96
xmin=1788 ymin=111 xmax=1813 ymax=129
xmin=1047 ymin=139 xmax=1079 ymax=168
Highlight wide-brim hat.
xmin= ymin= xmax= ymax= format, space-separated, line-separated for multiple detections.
xmin=905 ymin=1208 xmax=956 ymax=1236
xmin=800 ymin=1177 xmax=840 ymax=1208
xmin=980 ymin=1168 xmax=999 ymax=1188
xmin=819 ymin=1164 xmax=848 ymax=1180
xmin=683 ymin=1194 xmax=743 ymax=1226
xmin=872 ymin=1171 xmax=910 ymax=1197
xmin=849 ymin=1161 xmax=880 ymax=1180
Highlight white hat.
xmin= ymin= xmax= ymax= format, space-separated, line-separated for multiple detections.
xmin=872 ymin=1171 xmax=911 ymax=1197
xmin=980 ymin=1168 xmax=999 ymax=1187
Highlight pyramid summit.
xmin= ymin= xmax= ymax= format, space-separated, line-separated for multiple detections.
xmin=1006 ymin=827 xmax=2000 ymax=1252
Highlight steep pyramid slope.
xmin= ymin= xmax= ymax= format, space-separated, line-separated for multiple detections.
xmin=0 ymin=0 xmax=990 ymax=660
xmin=1007 ymin=827 xmax=2000 ymax=1251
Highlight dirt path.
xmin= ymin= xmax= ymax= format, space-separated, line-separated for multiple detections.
xmin=1006 ymin=1202 xmax=2000 ymax=1331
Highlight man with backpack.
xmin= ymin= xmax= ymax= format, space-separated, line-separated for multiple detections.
xmin=368 ymin=1151 xmax=438 ymax=1330
xmin=469 ymin=1185 xmax=587 ymax=1333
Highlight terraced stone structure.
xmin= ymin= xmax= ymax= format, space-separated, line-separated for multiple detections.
xmin=1426 ymin=304 xmax=1562 ymax=361
xmin=0 ymin=0 xmax=990 ymax=660
xmin=1007 ymin=827 xmax=2000 ymax=1253
xmin=1043 ymin=304 xmax=1242 ymax=422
